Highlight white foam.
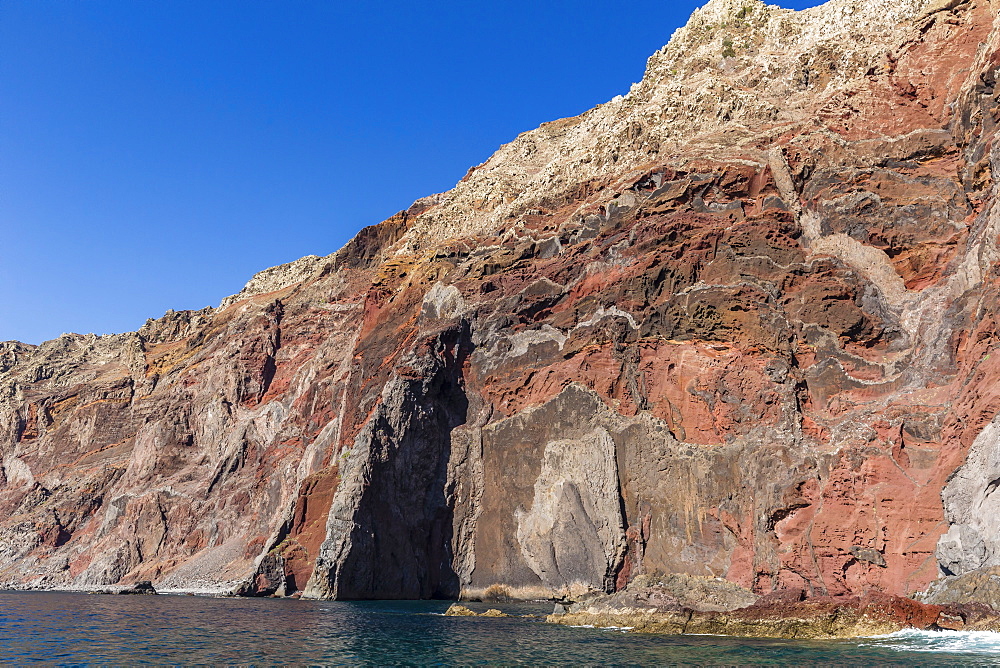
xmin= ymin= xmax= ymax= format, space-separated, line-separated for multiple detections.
xmin=862 ymin=629 xmax=1000 ymax=654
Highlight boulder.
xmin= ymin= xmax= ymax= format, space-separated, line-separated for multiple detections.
xmin=118 ymin=581 xmax=157 ymax=595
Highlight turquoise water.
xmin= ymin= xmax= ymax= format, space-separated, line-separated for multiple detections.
xmin=2 ymin=591 xmax=1000 ymax=665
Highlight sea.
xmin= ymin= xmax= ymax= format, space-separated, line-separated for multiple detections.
xmin=2 ymin=591 xmax=1000 ymax=665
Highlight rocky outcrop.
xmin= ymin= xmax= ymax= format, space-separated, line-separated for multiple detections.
xmin=936 ymin=419 xmax=1000 ymax=576
xmin=444 ymin=604 xmax=510 ymax=617
xmin=919 ymin=566 xmax=1000 ymax=608
xmin=562 ymin=573 xmax=760 ymax=614
xmin=118 ymin=580 xmax=157 ymax=595
xmin=3 ymin=0 xmax=1000 ymax=608
xmin=547 ymin=589 xmax=1000 ymax=638
xmin=303 ymin=322 xmax=471 ymax=600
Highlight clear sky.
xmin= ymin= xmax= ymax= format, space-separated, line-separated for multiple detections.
xmin=1 ymin=0 xmax=825 ymax=345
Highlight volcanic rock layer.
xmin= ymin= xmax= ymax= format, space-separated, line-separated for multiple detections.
xmin=4 ymin=0 xmax=1000 ymax=603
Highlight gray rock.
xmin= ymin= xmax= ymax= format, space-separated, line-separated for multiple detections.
xmin=919 ymin=567 xmax=1000 ymax=609
xmin=850 ymin=546 xmax=888 ymax=568
xmin=937 ymin=418 xmax=1000 ymax=576
xmin=119 ymin=580 xmax=157 ymax=595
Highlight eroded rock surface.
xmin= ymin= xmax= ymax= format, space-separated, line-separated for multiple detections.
xmin=3 ymin=0 xmax=1000 ymax=605
xmin=548 ymin=589 xmax=1000 ymax=638
xmin=565 ymin=573 xmax=760 ymax=614
xmin=919 ymin=566 xmax=1000 ymax=608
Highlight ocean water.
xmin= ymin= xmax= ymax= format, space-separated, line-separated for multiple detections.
xmin=2 ymin=591 xmax=1000 ymax=665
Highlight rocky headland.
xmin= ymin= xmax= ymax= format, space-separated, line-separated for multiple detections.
xmin=4 ymin=0 xmax=1000 ymax=638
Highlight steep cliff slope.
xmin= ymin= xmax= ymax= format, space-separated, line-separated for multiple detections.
xmin=3 ymin=0 xmax=1000 ymax=601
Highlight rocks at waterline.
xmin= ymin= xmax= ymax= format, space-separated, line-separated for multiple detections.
xmin=564 ymin=573 xmax=760 ymax=614
xmin=118 ymin=581 xmax=157 ymax=595
xmin=546 ymin=588 xmax=1000 ymax=639
xmin=444 ymin=604 xmax=510 ymax=618
xmin=918 ymin=566 xmax=1000 ymax=609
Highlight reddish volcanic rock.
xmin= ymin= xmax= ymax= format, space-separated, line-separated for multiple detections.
xmin=2 ymin=0 xmax=1000 ymax=610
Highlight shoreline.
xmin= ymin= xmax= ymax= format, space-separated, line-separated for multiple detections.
xmin=0 ymin=582 xmax=239 ymax=597
xmin=6 ymin=584 xmax=1000 ymax=641
xmin=545 ymin=590 xmax=1000 ymax=640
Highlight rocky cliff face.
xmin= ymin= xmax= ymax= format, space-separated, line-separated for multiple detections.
xmin=3 ymin=0 xmax=1000 ymax=601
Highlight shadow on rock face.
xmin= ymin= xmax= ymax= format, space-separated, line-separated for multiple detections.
xmin=331 ymin=321 xmax=472 ymax=600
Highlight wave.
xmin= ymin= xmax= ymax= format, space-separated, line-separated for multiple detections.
xmin=861 ymin=629 xmax=1000 ymax=654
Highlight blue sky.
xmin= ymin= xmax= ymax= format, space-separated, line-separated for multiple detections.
xmin=1 ymin=0 xmax=825 ymax=345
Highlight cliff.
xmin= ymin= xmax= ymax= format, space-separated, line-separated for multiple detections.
xmin=3 ymin=0 xmax=1000 ymax=603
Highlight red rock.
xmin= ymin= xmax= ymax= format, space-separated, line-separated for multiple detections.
xmin=2 ymin=0 xmax=1000 ymax=604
